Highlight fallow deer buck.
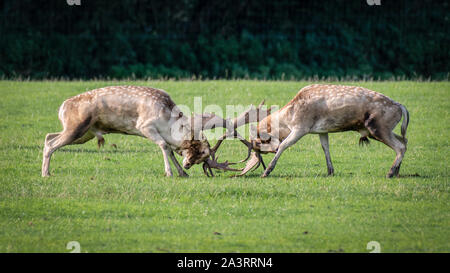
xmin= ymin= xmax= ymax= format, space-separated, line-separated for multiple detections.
xmin=235 ymin=84 xmax=410 ymax=178
xmin=41 ymin=86 xmax=264 ymax=177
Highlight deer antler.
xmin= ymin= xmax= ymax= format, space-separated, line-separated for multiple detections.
xmin=203 ymin=158 xmax=242 ymax=176
xmin=193 ymin=100 xmax=269 ymax=176
xmin=210 ymin=100 xmax=270 ymax=164
xmin=234 ymin=151 xmax=267 ymax=176
xmin=202 ymin=151 xmax=243 ymax=177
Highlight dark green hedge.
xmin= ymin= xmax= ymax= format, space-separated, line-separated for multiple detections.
xmin=0 ymin=0 xmax=449 ymax=80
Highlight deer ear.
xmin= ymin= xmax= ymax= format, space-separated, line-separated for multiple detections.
xmin=170 ymin=106 xmax=184 ymax=119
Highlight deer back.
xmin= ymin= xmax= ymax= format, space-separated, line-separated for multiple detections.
xmin=59 ymin=86 xmax=180 ymax=136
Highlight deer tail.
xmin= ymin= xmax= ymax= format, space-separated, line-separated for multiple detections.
xmin=400 ymin=104 xmax=409 ymax=143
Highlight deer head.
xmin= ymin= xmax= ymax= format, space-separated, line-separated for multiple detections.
xmin=179 ymin=111 xmax=245 ymax=176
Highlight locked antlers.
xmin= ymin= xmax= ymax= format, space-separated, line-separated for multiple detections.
xmin=209 ymin=100 xmax=270 ymax=165
xmin=190 ymin=100 xmax=270 ymax=176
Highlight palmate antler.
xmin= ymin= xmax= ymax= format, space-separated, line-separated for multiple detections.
xmin=210 ymin=100 xmax=269 ymax=160
xmin=224 ymin=100 xmax=273 ymax=177
xmin=208 ymin=100 xmax=271 ymax=176
xmin=202 ymin=155 xmax=242 ymax=177
xmin=235 ymin=151 xmax=266 ymax=176
xmin=192 ymin=100 xmax=270 ymax=176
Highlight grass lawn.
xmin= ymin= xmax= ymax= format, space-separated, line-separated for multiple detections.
xmin=0 ymin=80 xmax=448 ymax=252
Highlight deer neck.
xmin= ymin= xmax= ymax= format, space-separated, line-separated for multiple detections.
xmin=257 ymin=109 xmax=290 ymax=141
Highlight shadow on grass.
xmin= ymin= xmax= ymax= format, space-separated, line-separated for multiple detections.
xmin=229 ymin=171 xmax=431 ymax=179
xmin=58 ymin=148 xmax=152 ymax=154
xmin=13 ymin=144 xmax=432 ymax=180
xmin=2 ymin=144 xmax=42 ymax=151
xmin=3 ymin=144 xmax=153 ymax=154
xmin=397 ymin=173 xmax=433 ymax=179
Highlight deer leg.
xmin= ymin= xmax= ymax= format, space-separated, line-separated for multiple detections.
xmin=159 ymin=144 xmax=174 ymax=177
xmin=43 ymin=133 xmax=60 ymax=172
xmin=319 ymin=133 xmax=334 ymax=176
xmin=365 ymin=119 xmax=406 ymax=178
xmin=42 ymin=134 xmax=60 ymax=177
xmin=42 ymin=130 xmax=86 ymax=177
xmin=42 ymin=116 xmax=93 ymax=177
xmin=142 ymin=127 xmax=173 ymax=177
xmin=261 ymin=129 xmax=307 ymax=177
xmin=169 ymin=150 xmax=188 ymax=177
xmin=381 ymin=132 xmax=407 ymax=178
xmin=45 ymin=133 xmax=60 ymax=143
xmin=394 ymin=133 xmax=407 ymax=145
xmin=259 ymin=153 xmax=267 ymax=170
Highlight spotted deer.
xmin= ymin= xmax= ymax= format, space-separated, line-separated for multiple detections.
xmin=235 ymin=84 xmax=410 ymax=178
xmin=41 ymin=86 xmax=263 ymax=177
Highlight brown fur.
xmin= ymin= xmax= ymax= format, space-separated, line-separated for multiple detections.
xmin=180 ymin=139 xmax=211 ymax=166
xmin=252 ymin=84 xmax=409 ymax=178
xmin=42 ymin=86 xmax=202 ymax=177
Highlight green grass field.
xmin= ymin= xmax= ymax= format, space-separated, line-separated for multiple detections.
xmin=0 ymin=80 xmax=448 ymax=252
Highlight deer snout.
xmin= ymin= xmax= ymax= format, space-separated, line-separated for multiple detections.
xmin=182 ymin=158 xmax=192 ymax=169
